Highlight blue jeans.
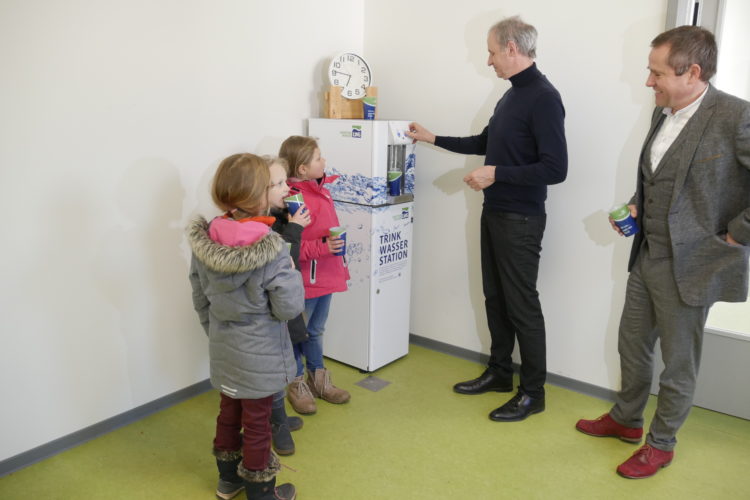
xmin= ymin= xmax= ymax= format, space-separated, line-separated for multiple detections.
xmin=294 ymin=294 xmax=332 ymax=376
xmin=272 ymin=390 xmax=285 ymax=410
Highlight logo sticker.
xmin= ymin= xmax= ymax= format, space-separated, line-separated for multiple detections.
xmin=393 ymin=207 xmax=410 ymax=221
xmin=339 ymin=125 xmax=363 ymax=139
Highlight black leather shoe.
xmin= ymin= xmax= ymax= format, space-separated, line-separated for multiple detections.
xmin=453 ymin=369 xmax=513 ymax=395
xmin=489 ymin=391 xmax=545 ymax=422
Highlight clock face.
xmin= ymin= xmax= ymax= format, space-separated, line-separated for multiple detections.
xmin=328 ymin=52 xmax=372 ymax=99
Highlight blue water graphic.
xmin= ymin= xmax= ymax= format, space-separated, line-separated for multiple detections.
xmin=328 ymin=144 xmax=416 ymax=205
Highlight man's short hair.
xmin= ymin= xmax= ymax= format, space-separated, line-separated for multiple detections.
xmin=652 ymin=26 xmax=717 ymax=82
xmin=489 ymin=16 xmax=537 ymax=59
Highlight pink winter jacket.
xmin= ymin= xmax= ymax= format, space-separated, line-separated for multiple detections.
xmin=287 ymin=175 xmax=349 ymax=299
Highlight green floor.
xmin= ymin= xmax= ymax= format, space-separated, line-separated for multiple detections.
xmin=2 ymin=345 xmax=749 ymax=499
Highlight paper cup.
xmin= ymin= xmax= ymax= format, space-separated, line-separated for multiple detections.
xmin=284 ymin=193 xmax=305 ymax=215
xmin=363 ymin=96 xmax=377 ymax=120
xmin=609 ymin=203 xmax=639 ymax=237
xmin=329 ymin=226 xmax=347 ymax=256
xmin=387 ymin=171 xmax=402 ymax=196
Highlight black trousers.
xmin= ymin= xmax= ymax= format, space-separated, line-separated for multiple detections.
xmin=480 ymin=209 xmax=547 ymax=399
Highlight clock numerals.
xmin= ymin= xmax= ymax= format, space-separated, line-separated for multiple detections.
xmin=329 ymin=52 xmax=372 ymax=100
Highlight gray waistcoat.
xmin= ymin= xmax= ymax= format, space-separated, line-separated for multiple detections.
xmin=641 ymin=127 xmax=679 ymax=259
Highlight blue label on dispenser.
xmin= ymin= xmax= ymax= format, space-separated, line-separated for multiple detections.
xmin=378 ymin=231 xmax=408 ymax=266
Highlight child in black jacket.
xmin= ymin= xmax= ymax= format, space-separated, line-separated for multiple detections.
xmin=265 ymin=156 xmax=311 ymax=456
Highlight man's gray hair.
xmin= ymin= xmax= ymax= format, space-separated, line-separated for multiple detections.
xmin=489 ymin=16 xmax=537 ymax=59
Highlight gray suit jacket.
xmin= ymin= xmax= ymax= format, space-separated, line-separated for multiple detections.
xmin=628 ymin=85 xmax=750 ymax=307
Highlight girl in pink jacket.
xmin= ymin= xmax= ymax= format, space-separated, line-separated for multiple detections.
xmin=279 ymin=136 xmax=351 ymax=414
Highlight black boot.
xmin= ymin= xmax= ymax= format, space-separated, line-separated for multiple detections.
xmin=238 ymin=454 xmax=296 ymax=500
xmin=270 ymin=406 xmax=297 ymax=456
xmin=244 ymin=477 xmax=296 ymax=500
xmin=214 ymin=449 xmax=244 ymax=500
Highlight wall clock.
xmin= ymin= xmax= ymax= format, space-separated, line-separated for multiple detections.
xmin=328 ymin=52 xmax=372 ymax=99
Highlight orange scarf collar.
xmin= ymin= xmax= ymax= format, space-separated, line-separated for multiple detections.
xmin=222 ymin=213 xmax=275 ymax=227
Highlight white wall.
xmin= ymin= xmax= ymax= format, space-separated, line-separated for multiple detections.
xmin=364 ymin=0 xmax=666 ymax=389
xmin=0 ymin=0 xmax=364 ymax=462
xmin=1 ymin=0 xmax=672 ymax=462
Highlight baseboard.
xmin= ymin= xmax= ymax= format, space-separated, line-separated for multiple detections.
xmin=409 ymin=333 xmax=617 ymax=402
xmin=0 ymin=379 xmax=212 ymax=478
xmin=1 ymin=337 xmax=621 ymax=478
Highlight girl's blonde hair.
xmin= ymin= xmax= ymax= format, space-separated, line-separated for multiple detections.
xmin=278 ymin=136 xmax=318 ymax=178
xmin=262 ymin=155 xmax=290 ymax=175
xmin=211 ymin=153 xmax=270 ymax=216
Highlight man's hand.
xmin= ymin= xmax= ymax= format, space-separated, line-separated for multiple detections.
xmin=406 ymin=122 xmax=436 ymax=144
xmin=609 ymin=204 xmax=637 ymax=236
xmin=463 ymin=165 xmax=496 ymax=191
xmin=726 ymin=232 xmax=741 ymax=246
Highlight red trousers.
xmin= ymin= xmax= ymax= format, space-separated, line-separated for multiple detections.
xmin=213 ymin=393 xmax=273 ymax=470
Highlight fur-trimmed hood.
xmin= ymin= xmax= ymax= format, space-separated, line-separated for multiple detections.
xmin=187 ymin=216 xmax=283 ymax=274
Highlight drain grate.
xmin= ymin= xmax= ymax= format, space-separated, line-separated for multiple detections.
xmin=354 ymin=375 xmax=391 ymax=392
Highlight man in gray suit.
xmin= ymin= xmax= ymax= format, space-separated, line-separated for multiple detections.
xmin=576 ymin=26 xmax=750 ymax=479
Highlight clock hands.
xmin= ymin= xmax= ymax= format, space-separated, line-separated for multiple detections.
xmin=333 ymin=71 xmax=352 ymax=85
xmin=328 ymin=53 xmax=371 ymax=99
xmin=332 ymin=72 xmax=352 ymax=87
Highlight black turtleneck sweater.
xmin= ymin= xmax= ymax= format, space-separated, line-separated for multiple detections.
xmin=434 ymin=63 xmax=567 ymax=215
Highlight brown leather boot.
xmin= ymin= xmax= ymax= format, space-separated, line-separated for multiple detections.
xmin=286 ymin=376 xmax=316 ymax=414
xmin=307 ymin=368 xmax=351 ymax=404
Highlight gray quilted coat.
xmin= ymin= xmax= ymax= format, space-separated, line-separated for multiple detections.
xmin=187 ymin=216 xmax=304 ymax=399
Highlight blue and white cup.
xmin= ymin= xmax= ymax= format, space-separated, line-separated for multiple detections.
xmin=387 ymin=170 xmax=402 ymax=197
xmin=283 ymin=193 xmax=305 ymax=215
xmin=610 ymin=203 xmax=639 ymax=237
xmin=329 ymin=226 xmax=347 ymax=256
xmin=363 ymin=96 xmax=377 ymax=120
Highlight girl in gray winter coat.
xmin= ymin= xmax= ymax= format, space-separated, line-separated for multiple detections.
xmin=188 ymin=153 xmax=304 ymax=500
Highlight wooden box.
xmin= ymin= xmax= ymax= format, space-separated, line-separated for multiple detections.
xmin=324 ymin=86 xmax=377 ymax=119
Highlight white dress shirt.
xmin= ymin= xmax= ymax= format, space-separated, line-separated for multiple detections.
xmin=650 ymin=86 xmax=709 ymax=171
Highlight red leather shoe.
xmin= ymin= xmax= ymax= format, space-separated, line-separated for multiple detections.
xmin=617 ymin=444 xmax=674 ymax=479
xmin=575 ymin=413 xmax=643 ymax=443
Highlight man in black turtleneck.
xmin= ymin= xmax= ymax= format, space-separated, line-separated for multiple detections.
xmin=407 ymin=16 xmax=567 ymax=422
